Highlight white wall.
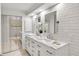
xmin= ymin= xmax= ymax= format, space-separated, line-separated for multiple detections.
xmin=40 ymin=3 xmax=79 ymax=56
xmin=0 ymin=3 xmax=1 ymax=54
xmin=1 ymin=9 xmax=26 ymax=16
xmin=22 ymin=16 xmax=32 ymax=49
xmin=56 ymin=3 xmax=79 ymax=56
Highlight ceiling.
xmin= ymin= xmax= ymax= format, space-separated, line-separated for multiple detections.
xmin=1 ymin=3 xmax=58 ymax=15
xmin=28 ymin=3 xmax=58 ymax=16
xmin=1 ymin=3 xmax=44 ymax=14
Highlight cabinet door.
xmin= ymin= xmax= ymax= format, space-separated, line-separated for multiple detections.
xmin=25 ymin=37 xmax=32 ymax=54
xmin=22 ymin=38 xmax=26 ymax=49
xmin=31 ymin=40 xmax=38 ymax=56
xmin=36 ymin=42 xmax=55 ymax=56
xmin=37 ymin=44 xmax=41 ymax=56
xmin=55 ymin=45 xmax=68 ymax=56
xmin=36 ymin=43 xmax=46 ymax=56
xmin=25 ymin=36 xmax=30 ymax=49
xmin=25 ymin=37 xmax=28 ymax=48
xmin=38 ymin=43 xmax=55 ymax=56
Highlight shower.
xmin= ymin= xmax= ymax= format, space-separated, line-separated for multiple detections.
xmin=1 ymin=15 xmax=22 ymax=54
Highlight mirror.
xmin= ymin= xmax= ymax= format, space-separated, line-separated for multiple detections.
xmin=32 ymin=11 xmax=57 ymax=38
xmin=44 ymin=11 xmax=57 ymax=38
xmin=35 ymin=16 xmax=43 ymax=36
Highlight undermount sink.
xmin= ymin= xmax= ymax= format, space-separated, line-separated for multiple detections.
xmin=44 ymin=38 xmax=52 ymax=41
xmin=33 ymin=35 xmax=62 ymax=46
xmin=37 ymin=36 xmax=61 ymax=46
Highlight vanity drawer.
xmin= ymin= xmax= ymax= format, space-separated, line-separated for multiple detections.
xmin=46 ymin=50 xmax=55 ymax=56
xmin=31 ymin=48 xmax=38 ymax=56
xmin=31 ymin=40 xmax=37 ymax=49
xmin=31 ymin=40 xmax=36 ymax=44
xmin=37 ymin=44 xmax=41 ymax=48
xmin=31 ymin=40 xmax=37 ymax=45
xmin=36 ymin=42 xmax=43 ymax=48
xmin=45 ymin=47 xmax=55 ymax=56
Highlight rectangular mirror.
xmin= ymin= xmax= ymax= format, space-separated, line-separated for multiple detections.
xmin=45 ymin=11 xmax=56 ymax=34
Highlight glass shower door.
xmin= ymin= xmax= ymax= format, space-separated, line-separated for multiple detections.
xmin=9 ymin=16 xmax=22 ymax=51
xmin=1 ymin=15 xmax=22 ymax=54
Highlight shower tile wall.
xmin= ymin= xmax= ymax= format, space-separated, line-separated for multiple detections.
xmin=0 ymin=3 xmax=1 ymax=54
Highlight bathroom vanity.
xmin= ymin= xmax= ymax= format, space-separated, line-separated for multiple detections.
xmin=23 ymin=11 xmax=69 ymax=56
xmin=24 ymin=33 xmax=68 ymax=56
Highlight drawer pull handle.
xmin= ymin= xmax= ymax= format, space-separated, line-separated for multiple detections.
xmin=32 ymin=41 xmax=35 ymax=44
xmin=32 ymin=50 xmax=34 ymax=52
xmin=37 ymin=45 xmax=41 ymax=47
xmin=38 ymin=50 xmax=40 ymax=56
xmin=32 ymin=46 xmax=35 ymax=48
xmin=46 ymin=50 xmax=53 ymax=54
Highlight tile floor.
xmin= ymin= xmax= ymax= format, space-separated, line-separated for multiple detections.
xmin=2 ymin=49 xmax=29 ymax=56
xmin=1 ymin=37 xmax=30 ymax=56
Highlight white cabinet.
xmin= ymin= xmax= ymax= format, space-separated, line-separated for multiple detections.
xmin=55 ymin=45 xmax=68 ymax=56
xmin=36 ymin=43 xmax=55 ymax=56
xmin=41 ymin=44 xmax=68 ymax=56
xmin=25 ymin=36 xmax=32 ymax=54
xmin=36 ymin=43 xmax=43 ymax=56
xmin=24 ymin=36 xmax=68 ymax=56
xmin=44 ymin=47 xmax=55 ymax=56
xmin=24 ymin=36 xmax=28 ymax=48
xmin=31 ymin=40 xmax=38 ymax=56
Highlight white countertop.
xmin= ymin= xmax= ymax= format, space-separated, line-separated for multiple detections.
xmin=24 ymin=33 xmax=68 ymax=50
